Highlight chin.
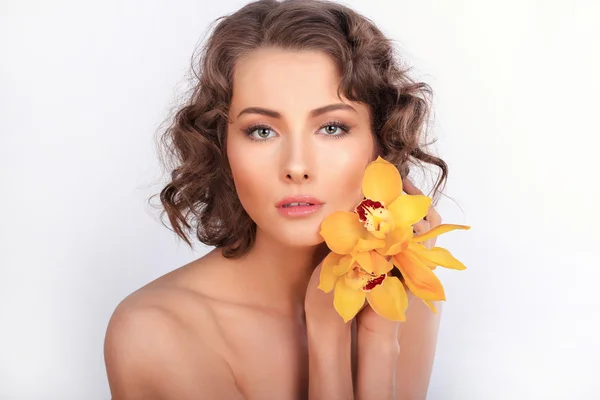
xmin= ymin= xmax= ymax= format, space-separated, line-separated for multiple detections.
xmin=269 ymin=224 xmax=325 ymax=248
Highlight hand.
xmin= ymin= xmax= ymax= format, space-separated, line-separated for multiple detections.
xmin=305 ymin=251 xmax=355 ymax=399
xmin=403 ymin=177 xmax=442 ymax=250
xmin=304 ymin=252 xmax=351 ymax=335
xmin=353 ymin=178 xmax=443 ymax=400
xmin=356 ymin=177 xmax=441 ymax=335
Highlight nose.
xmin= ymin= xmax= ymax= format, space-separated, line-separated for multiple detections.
xmin=285 ymin=170 xmax=310 ymax=182
xmin=284 ymin=158 xmax=311 ymax=183
xmin=282 ymin=134 xmax=313 ymax=184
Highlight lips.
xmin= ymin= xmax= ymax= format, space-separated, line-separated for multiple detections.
xmin=276 ymin=195 xmax=324 ymax=208
xmin=282 ymin=202 xmax=313 ymax=208
xmin=276 ymin=196 xmax=324 ymax=218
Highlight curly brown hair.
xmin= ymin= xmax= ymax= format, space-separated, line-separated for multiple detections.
xmin=153 ymin=0 xmax=448 ymax=259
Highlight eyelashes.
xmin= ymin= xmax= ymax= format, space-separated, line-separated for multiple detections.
xmin=242 ymin=120 xmax=352 ymax=142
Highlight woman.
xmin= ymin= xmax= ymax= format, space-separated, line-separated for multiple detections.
xmin=104 ymin=0 xmax=449 ymax=398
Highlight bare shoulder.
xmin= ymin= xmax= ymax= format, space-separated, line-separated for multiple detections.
xmin=104 ymin=249 xmax=244 ymax=400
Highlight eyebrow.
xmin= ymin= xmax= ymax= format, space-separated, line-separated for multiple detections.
xmin=236 ymin=103 xmax=357 ymax=119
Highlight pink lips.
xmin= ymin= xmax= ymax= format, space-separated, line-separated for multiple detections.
xmin=276 ymin=195 xmax=324 ymax=217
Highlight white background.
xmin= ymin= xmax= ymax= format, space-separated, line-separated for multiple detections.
xmin=1 ymin=0 xmax=599 ymax=399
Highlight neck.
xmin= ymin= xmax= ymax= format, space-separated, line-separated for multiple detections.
xmin=236 ymin=228 xmax=330 ymax=317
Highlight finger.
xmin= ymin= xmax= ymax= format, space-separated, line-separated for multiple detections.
xmin=402 ymin=177 xmax=424 ymax=196
xmin=356 ymin=305 xmax=401 ymax=334
xmin=358 ymin=301 xmax=369 ymax=313
xmin=427 ymin=235 xmax=438 ymax=249
xmin=412 ymin=219 xmax=430 ymax=236
xmin=426 ymin=207 xmax=442 ymax=227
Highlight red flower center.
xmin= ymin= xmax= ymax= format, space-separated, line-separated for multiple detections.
xmin=363 ymin=274 xmax=386 ymax=291
xmin=355 ymin=199 xmax=384 ymax=222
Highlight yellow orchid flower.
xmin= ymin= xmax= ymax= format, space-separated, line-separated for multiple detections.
xmin=377 ymin=224 xmax=470 ymax=304
xmin=318 ymin=155 xmax=471 ymax=320
xmin=318 ymin=250 xmax=409 ymax=323
xmin=319 ymin=156 xmax=432 ymax=254
xmin=374 ymin=223 xmax=470 ymax=310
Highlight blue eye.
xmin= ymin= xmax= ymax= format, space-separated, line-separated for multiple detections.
xmin=319 ymin=122 xmax=350 ymax=137
xmin=321 ymin=121 xmax=350 ymax=139
xmin=245 ymin=126 xmax=277 ymax=140
xmin=242 ymin=120 xmax=351 ymax=142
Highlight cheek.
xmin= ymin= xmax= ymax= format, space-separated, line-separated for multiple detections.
xmin=321 ymin=139 xmax=374 ymax=210
xmin=338 ymin=161 xmax=368 ymax=206
xmin=227 ymin=141 xmax=272 ymax=219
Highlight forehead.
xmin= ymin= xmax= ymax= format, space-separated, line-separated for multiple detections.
xmin=230 ymin=48 xmax=350 ymax=114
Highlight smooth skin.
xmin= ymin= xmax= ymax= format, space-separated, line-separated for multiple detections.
xmin=104 ymin=47 xmax=442 ymax=400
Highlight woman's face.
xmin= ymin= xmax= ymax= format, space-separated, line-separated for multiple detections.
xmin=227 ymin=47 xmax=377 ymax=248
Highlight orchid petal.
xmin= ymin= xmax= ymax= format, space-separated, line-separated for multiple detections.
xmin=412 ymin=224 xmax=470 ymax=244
xmin=334 ymin=277 xmax=366 ymax=323
xmin=408 ymin=242 xmax=467 ymax=270
xmin=388 ymin=194 xmax=432 ymax=227
xmin=320 ymin=211 xmax=365 ymax=254
xmin=353 ymin=236 xmax=386 ymax=252
xmin=361 ymin=156 xmax=402 ymax=206
xmin=318 ymin=252 xmax=343 ymax=293
xmin=392 ymin=251 xmax=446 ymax=301
xmin=376 ymin=225 xmax=412 ymax=256
xmin=333 ymin=255 xmax=354 ymax=275
xmin=365 ymin=276 xmax=408 ymax=321
xmin=352 ymin=250 xmax=393 ymax=276
xmin=423 ymin=300 xmax=438 ymax=313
